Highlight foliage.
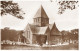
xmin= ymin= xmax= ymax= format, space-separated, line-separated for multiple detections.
xmin=1 ymin=27 xmax=24 ymax=41
xmin=50 ymin=0 xmax=79 ymax=14
xmin=71 ymin=29 xmax=78 ymax=40
xmin=1 ymin=1 xmax=25 ymax=19
xmin=61 ymin=29 xmax=79 ymax=43
xmin=58 ymin=1 xmax=79 ymax=14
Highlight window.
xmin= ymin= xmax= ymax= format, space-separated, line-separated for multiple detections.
xmin=27 ymin=30 xmax=30 ymax=38
xmin=27 ymin=31 xmax=28 ymax=38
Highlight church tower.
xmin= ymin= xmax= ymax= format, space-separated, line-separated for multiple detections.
xmin=33 ymin=5 xmax=49 ymax=27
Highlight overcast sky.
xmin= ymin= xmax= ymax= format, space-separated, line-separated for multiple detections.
xmin=1 ymin=0 xmax=79 ymax=31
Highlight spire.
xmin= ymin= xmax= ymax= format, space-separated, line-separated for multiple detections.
xmin=34 ymin=5 xmax=48 ymax=18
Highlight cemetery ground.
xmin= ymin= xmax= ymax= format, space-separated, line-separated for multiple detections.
xmin=1 ymin=43 xmax=78 ymax=50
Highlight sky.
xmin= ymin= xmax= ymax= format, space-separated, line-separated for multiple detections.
xmin=1 ymin=0 xmax=79 ymax=31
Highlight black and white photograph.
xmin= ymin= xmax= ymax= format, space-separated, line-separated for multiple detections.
xmin=0 ymin=0 xmax=79 ymax=50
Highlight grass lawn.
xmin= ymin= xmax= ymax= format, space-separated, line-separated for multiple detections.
xmin=1 ymin=43 xmax=78 ymax=50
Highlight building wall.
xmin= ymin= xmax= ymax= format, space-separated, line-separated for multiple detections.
xmin=45 ymin=27 xmax=50 ymax=45
xmin=41 ymin=18 xmax=49 ymax=26
xmin=34 ymin=17 xmax=49 ymax=27
xmin=34 ymin=17 xmax=41 ymax=26
xmin=49 ymin=35 xmax=62 ymax=45
xmin=32 ymin=34 xmax=47 ymax=45
xmin=32 ymin=34 xmax=37 ymax=44
xmin=23 ymin=24 xmax=32 ymax=44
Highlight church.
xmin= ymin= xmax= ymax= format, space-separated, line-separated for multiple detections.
xmin=23 ymin=5 xmax=62 ymax=45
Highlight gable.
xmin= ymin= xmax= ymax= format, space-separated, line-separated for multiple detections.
xmin=28 ymin=24 xmax=40 ymax=34
xmin=24 ymin=23 xmax=32 ymax=32
xmin=49 ymin=23 xmax=62 ymax=35
xmin=45 ymin=26 xmax=50 ymax=35
xmin=23 ymin=24 xmax=33 ymax=39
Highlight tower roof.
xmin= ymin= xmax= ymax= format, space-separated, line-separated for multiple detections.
xmin=34 ymin=5 xmax=49 ymax=18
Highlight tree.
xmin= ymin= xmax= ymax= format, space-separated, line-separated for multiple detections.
xmin=61 ymin=30 xmax=71 ymax=43
xmin=71 ymin=29 xmax=78 ymax=40
xmin=61 ymin=29 xmax=79 ymax=44
xmin=58 ymin=1 xmax=79 ymax=14
xmin=1 ymin=27 xmax=23 ymax=42
xmin=1 ymin=1 xmax=25 ymax=19
xmin=50 ymin=0 xmax=79 ymax=14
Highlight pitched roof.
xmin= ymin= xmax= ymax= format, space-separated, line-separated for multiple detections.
xmin=49 ymin=24 xmax=54 ymax=30
xmin=28 ymin=24 xmax=39 ymax=34
xmin=49 ymin=22 xmax=58 ymax=30
xmin=49 ymin=22 xmax=62 ymax=35
xmin=34 ymin=5 xmax=49 ymax=18
xmin=37 ymin=26 xmax=48 ymax=34
xmin=29 ymin=24 xmax=48 ymax=35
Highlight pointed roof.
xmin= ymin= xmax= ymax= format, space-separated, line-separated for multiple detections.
xmin=49 ymin=22 xmax=57 ymax=30
xmin=34 ymin=5 xmax=49 ymax=18
xmin=49 ymin=22 xmax=59 ymax=31
xmin=27 ymin=24 xmax=48 ymax=35
xmin=52 ymin=22 xmax=57 ymax=29
xmin=49 ymin=22 xmax=62 ymax=35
